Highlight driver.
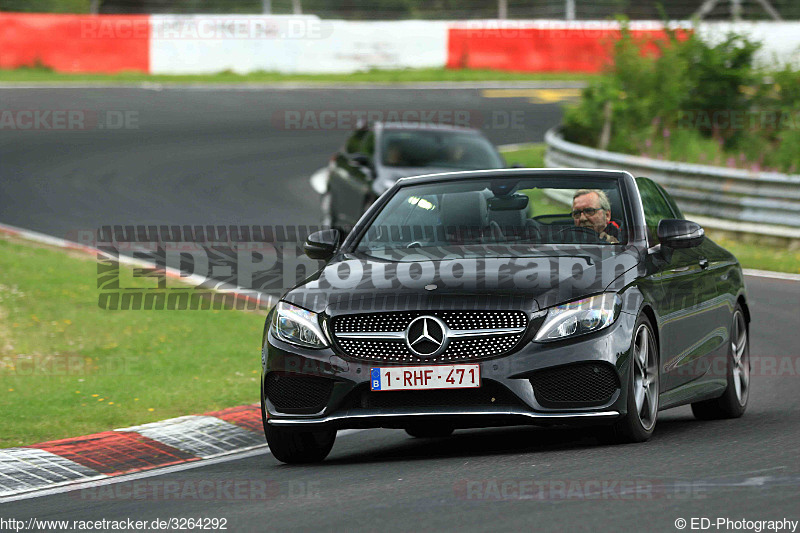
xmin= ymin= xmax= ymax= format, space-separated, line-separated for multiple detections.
xmin=385 ymin=142 xmax=406 ymax=166
xmin=571 ymin=189 xmax=620 ymax=244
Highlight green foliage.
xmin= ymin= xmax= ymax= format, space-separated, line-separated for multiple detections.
xmin=0 ymin=0 xmax=94 ymax=12
xmin=562 ymin=21 xmax=800 ymax=173
xmin=499 ymin=143 xmax=546 ymax=168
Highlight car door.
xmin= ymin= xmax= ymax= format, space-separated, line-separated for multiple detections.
xmin=654 ymin=181 xmax=741 ymax=392
xmin=331 ymin=128 xmax=375 ymax=227
xmin=637 ymin=178 xmax=722 ymax=392
xmin=330 ymin=128 xmax=367 ymax=227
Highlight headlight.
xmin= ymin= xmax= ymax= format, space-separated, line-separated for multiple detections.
xmin=534 ymin=293 xmax=621 ymax=342
xmin=271 ymin=301 xmax=329 ymax=348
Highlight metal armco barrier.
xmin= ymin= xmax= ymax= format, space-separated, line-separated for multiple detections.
xmin=544 ymin=127 xmax=800 ymax=239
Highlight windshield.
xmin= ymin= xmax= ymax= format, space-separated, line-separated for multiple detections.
xmin=355 ymin=175 xmax=629 ymax=255
xmin=380 ymin=130 xmax=504 ymax=170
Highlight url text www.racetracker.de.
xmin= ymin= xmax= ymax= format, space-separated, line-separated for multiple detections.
xmin=0 ymin=516 xmax=228 ymax=531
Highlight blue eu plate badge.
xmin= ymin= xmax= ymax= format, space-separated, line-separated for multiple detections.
xmin=370 ymin=368 xmax=381 ymax=391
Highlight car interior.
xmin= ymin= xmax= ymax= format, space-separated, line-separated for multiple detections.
xmin=357 ymin=179 xmax=628 ymax=250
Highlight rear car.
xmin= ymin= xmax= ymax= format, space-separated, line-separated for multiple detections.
xmin=321 ymin=122 xmax=505 ymax=228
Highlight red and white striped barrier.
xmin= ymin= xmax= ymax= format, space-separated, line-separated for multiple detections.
xmin=1 ymin=13 xmax=798 ymax=75
xmin=0 ymin=405 xmax=264 ymax=499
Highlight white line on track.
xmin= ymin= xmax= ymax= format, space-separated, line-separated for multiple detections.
xmin=743 ymin=268 xmax=800 ymax=282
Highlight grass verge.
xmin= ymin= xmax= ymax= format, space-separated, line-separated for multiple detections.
xmin=0 ymin=233 xmax=267 ymax=448
xmin=500 ymin=143 xmax=799 ymax=274
xmin=0 ymin=67 xmax=595 ymax=85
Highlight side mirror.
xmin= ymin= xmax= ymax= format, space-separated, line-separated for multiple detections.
xmin=657 ymin=219 xmax=704 ymax=249
xmin=304 ymin=229 xmax=341 ymax=261
xmin=349 ymin=153 xmax=371 ymax=167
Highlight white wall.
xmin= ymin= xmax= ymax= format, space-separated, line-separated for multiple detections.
xmin=150 ymin=15 xmax=449 ymax=74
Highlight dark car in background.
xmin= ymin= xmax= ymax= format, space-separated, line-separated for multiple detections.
xmin=262 ymin=168 xmax=751 ymax=463
xmin=320 ymin=122 xmax=505 ymax=228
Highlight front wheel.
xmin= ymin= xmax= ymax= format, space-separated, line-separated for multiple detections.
xmin=691 ymin=306 xmax=749 ymax=420
xmin=264 ymin=422 xmax=336 ymax=464
xmin=607 ymin=314 xmax=659 ymax=443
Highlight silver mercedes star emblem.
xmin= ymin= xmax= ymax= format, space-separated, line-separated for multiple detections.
xmin=405 ymin=315 xmax=448 ymax=358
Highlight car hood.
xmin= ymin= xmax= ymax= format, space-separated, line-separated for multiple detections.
xmin=283 ymin=246 xmax=643 ymax=316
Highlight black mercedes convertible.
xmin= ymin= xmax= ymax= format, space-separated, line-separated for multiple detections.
xmin=261 ymin=168 xmax=751 ymax=463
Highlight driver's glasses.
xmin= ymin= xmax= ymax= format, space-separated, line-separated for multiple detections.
xmin=571 ymin=207 xmax=603 ymax=218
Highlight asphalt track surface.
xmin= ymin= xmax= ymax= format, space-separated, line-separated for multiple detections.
xmin=0 ymin=87 xmax=562 ymax=236
xmin=1 ymin=87 xmax=799 ymax=532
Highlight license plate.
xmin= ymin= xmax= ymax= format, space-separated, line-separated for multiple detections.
xmin=370 ymin=364 xmax=480 ymax=391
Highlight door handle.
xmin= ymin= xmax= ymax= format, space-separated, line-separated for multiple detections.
xmin=699 ymin=258 xmax=709 ymax=269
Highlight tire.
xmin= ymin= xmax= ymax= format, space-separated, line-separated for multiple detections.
xmin=607 ymin=314 xmax=660 ymax=443
xmin=265 ymin=424 xmax=336 ymax=464
xmin=261 ymin=391 xmax=336 ymax=464
xmin=405 ymin=424 xmax=454 ymax=439
xmin=691 ymin=305 xmax=749 ymax=420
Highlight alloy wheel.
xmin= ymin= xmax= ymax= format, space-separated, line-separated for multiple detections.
xmin=731 ymin=310 xmax=749 ymax=406
xmin=632 ymin=323 xmax=658 ymax=431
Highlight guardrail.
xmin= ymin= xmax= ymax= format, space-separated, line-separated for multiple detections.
xmin=544 ymin=127 xmax=800 ymax=239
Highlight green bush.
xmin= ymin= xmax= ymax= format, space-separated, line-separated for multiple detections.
xmin=562 ymin=20 xmax=800 ymax=173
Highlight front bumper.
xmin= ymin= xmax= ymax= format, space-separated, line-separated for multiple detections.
xmin=267 ymin=407 xmax=620 ymax=430
xmin=262 ymin=311 xmax=637 ymax=430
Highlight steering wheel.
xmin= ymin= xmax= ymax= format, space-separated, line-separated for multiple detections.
xmin=554 ymin=225 xmax=606 ymax=243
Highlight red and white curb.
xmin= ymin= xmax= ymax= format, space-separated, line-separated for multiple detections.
xmin=0 ymin=405 xmax=265 ymax=500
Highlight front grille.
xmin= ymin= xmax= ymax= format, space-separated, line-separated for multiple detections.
xmin=335 ymin=311 xmax=527 ymax=333
xmin=349 ymin=380 xmax=523 ymax=410
xmin=529 ymin=363 xmax=620 ymax=408
xmin=332 ymin=311 xmax=529 ymax=363
xmin=265 ymin=373 xmax=334 ymax=413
